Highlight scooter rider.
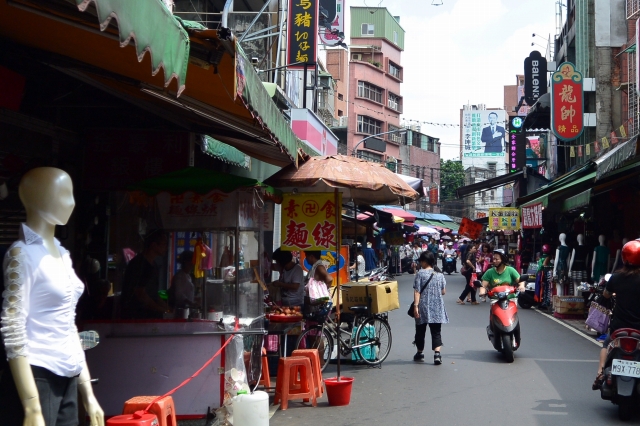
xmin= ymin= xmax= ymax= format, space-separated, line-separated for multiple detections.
xmin=443 ymin=242 xmax=457 ymax=273
xmin=593 ymin=239 xmax=640 ymax=390
xmin=482 ymin=249 xmax=526 ymax=343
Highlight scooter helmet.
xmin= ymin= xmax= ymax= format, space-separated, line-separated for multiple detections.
xmin=447 ymin=242 xmax=453 ymax=247
xmin=622 ymin=240 xmax=640 ymax=266
xmin=493 ymin=249 xmax=509 ymax=264
xmin=541 ymin=244 xmax=551 ymax=254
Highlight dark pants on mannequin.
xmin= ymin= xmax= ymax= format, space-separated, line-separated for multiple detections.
xmin=0 ymin=365 xmax=78 ymax=426
xmin=414 ymin=323 xmax=443 ymax=351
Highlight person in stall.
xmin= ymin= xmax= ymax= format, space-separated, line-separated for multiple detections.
xmin=168 ymin=250 xmax=199 ymax=315
xmin=121 ymin=230 xmax=170 ymax=319
xmin=271 ymin=248 xmax=305 ymax=307
xmin=304 ymin=250 xmax=334 ymax=290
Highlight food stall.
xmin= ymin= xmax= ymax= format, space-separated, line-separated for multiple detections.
xmin=82 ymin=168 xmax=275 ymax=419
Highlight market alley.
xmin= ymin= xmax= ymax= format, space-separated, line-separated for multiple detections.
xmin=269 ymin=270 xmax=619 ymax=426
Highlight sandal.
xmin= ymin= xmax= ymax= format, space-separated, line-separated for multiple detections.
xmin=592 ymin=372 xmax=604 ymax=390
xmin=456 ymin=299 xmax=465 ymax=305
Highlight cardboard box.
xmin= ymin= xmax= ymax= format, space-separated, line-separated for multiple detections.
xmin=341 ymin=281 xmax=399 ymax=313
xmin=553 ymin=295 xmax=585 ymax=315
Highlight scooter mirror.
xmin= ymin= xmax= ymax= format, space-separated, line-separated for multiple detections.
xmin=79 ymin=330 xmax=100 ymax=350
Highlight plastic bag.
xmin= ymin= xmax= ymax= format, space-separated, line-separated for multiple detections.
xmin=585 ymin=302 xmax=610 ymax=334
xmin=306 ymin=277 xmax=330 ymax=301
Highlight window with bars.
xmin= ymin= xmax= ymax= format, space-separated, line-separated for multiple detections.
xmin=388 ymin=92 xmax=401 ymax=111
xmin=389 ymin=62 xmax=402 ymax=80
xmin=357 ymin=150 xmax=383 ymax=162
xmin=357 ymin=115 xmax=382 ymax=135
xmin=357 ymin=81 xmax=383 ymax=103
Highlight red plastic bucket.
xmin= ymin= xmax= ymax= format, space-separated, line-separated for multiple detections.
xmin=324 ymin=377 xmax=354 ymax=406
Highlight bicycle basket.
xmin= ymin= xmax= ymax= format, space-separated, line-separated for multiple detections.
xmin=303 ymin=301 xmax=332 ymax=322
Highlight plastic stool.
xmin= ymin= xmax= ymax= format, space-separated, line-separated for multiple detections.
xmin=259 ymin=347 xmax=271 ymax=389
xmin=291 ymin=349 xmax=324 ymax=398
xmin=107 ymin=412 xmax=158 ymax=426
xmin=273 ymin=356 xmax=317 ymax=410
xmin=123 ymin=396 xmax=176 ymax=426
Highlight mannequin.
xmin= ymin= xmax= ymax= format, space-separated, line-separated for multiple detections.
xmin=553 ymin=233 xmax=570 ymax=295
xmin=0 ymin=168 xmax=104 ymax=425
xmin=592 ymin=234 xmax=610 ymax=283
xmin=569 ymin=234 xmax=589 ymax=294
xmin=611 ymin=238 xmax=629 ymax=273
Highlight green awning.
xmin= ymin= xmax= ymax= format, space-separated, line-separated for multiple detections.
xmin=128 ymin=167 xmax=263 ymax=195
xmin=236 ymin=45 xmax=308 ymax=159
xmin=562 ymin=189 xmax=591 ymax=212
xmin=76 ymin=0 xmax=190 ymax=94
xmin=522 ymin=172 xmax=596 ymax=208
xmin=416 ymin=218 xmax=458 ymax=231
xmin=202 ymin=136 xmax=250 ymax=169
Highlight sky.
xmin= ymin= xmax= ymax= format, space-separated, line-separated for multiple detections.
xmin=341 ymin=0 xmax=558 ymax=160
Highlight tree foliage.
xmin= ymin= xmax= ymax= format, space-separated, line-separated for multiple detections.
xmin=440 ymin=159 xmax=465 ymax=201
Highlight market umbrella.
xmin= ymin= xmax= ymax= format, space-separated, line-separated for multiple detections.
xmin=417 ymin=225 xmax=439 ymax=235
xmin=440 ymin=235 xmax=452 ymax=240
xmin=266 ymin=155 xmax=419 ymax=380
xmin=265 ymin=155 xmax=420 ymax=205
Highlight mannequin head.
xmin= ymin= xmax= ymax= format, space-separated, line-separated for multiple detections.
xmin=559 ymin=233 xmax=566 ymax=244
xmin=598 ymin=234 xmax=606 ymax=246
xmin=19 ymin=167 xmax=75 ymax=226
xmin=577 ymin=234 xmax=584 ymax=245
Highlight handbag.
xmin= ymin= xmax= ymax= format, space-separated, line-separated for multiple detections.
xmin=585 ymin=301 xmax=610 ymax=334
xmin=306 ymin=277 xmax=330 ymax=301
xmin=407 ymin=274 xmax=434 ymax=318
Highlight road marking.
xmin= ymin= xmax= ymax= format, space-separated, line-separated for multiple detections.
xmin=549 ymin=403 xmax=566 ymax=408
xmin=535 ymin=411 xmax=568 ymax=415
xmin=534 ymin=308 xmax=601 ymax=347
xmin=531 ymin=359 xmax=598 ymax=362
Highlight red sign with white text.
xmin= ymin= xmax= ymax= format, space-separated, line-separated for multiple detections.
xmin=551 ymin=62 xmax=584 ymax=141
xmin=521 ymin=203 xmax=543 ymax=229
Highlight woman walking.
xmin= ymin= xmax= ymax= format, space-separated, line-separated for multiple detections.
xmin=457 ymin=244 xmax=479 ymax=305
xmin=412 ymin=251 xmax=448 ymax=364
xmin=476 ymin=243 xmax=493 ymax=302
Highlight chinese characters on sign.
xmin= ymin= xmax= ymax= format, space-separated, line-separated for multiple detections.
xmin=281 ymin=193 xmax=342 ymax=251
xmin=488 ymin=208 xmax=521 ymax=231
xmin=287 ymin=0 xmax=318 ymax=69
xmin=551 ymin=62 xmax=583 ymax=141
xmin=462 ymin=110 xmax=507 ymax=157
xmin=458 ymin=217 xmax=484 ymax=240
xmin=521 ymin=203 xmax=543 ymax=229
xmin=508 ymin=129 xmax=526 ymax=173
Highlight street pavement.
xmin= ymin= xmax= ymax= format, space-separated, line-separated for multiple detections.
xmin=269 ymin=263 xmax=632 ymax=426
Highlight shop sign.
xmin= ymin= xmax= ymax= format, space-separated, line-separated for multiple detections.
xmin=458 ymin=217 xmax=483 ymax=240
xmin=287 ymin=0 xmax=319 ymax=69
xmin=299 ymin=246 xmax=349 ymax=285
xmin=429 ymin=185 xmax=438 ymax=204
xmin=291 ymin=108 xmax=338 ymax=155
xmin=488 ymin=208 xmax=520 ymax=231
xmin=551 ymin=62 xmax=584 ymax=141
xmin=83 ymin=129 xmax=190 ymax=190
xmin=476 ymin=212 xmax=487 ymax=218
xmin=462 ymin=109 xmax=507 ymax=158
xmin=318 ymin=0 xmax=344 ymax=46
xmin=508 ymin=123 xmax=526 ymax=173
xmin=281 ymin=192 xmax=341 ymax=251
xmin=524 ymin=51 xmax=547 ymax=106
xmin=521 ymin=202 xmax=543 ymax=228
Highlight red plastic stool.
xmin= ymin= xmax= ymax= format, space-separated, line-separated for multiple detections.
xmin=273 ymin=356 xmax=317 ymax=410
xmin=291 ymin=349 xmax=324 ymax=398
xmin=107 ymin=412 xmax=158 ymax=426
xmin=123 ymin=396 xmax=176 ymax=426
xmin=259 ymin=347 xmax=271 ymax=389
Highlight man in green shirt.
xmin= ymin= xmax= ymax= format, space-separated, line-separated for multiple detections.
xmin=482 ymin=249 xmax=524 ymax=291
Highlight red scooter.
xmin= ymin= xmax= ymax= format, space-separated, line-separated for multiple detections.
xmin=483 ymin=276 xmax=528 ymax=363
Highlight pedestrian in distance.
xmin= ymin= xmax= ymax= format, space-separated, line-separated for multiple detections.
xmin=412 ymin=251 xmax=448 ymax=364
xmin=457 ymin=244 xmax=479 ymax=305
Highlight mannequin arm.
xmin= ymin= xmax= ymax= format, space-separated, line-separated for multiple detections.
xmin=612 ymin=249 xmax=621 ymax=273
xmin=553 ymin=248 xmax=559 ymax=277
xmin=568 ymin=249 xmax=575 ymax=273
xmin=77 ymin=364 xmax=104 ymax=426
xmin=592 ymin=250 xmax=596 ymax=277
xmin=8 ymin=356 xmax=45 ymax=426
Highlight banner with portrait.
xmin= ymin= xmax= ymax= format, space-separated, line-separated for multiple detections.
xmin=462 ymin=109 xmax=507 ymax=158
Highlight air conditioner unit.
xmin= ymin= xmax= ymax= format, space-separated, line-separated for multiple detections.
xmin=352 ymin=53 xmax=362 ymax=61
xmin=339 ymin=116 xmax=349 ymax=126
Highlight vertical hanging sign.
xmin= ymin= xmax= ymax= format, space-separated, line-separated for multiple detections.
xmin=551 ymin=62 xmax=584 ymax=141
xmin=287 ymin=0 xmax=319 ymax=70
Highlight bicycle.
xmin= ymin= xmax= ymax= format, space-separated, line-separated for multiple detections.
xmin=295 ymin=295 xmax=392 ymax=371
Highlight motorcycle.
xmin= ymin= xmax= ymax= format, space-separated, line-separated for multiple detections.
xmin=484 ymin=275 xmax=528 ymax=363
xmin=443 ymin=254 xmax=456 ymax=275
xmin=599 ymin=328 xmax=640 ymax=420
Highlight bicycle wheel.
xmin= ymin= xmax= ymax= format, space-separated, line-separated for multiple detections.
xmin=355 ymin=318 xmax=392 ymax=366
xmin=295 ymin=326 xmax=334 ymax=372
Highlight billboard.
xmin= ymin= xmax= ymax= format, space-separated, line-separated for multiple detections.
xmin=319 ymin=0 xmax=345 ymax=46
xmin=287 ymin=0 xmax=319 ymax=70
xmin=462 ymin=109 xmax=507 ymax=158
xmin=551 ymin=62 xmax=584 ymax=141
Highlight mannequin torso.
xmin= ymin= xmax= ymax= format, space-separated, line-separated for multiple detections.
xmin=553 ymin=233 xmax=570 ymax=277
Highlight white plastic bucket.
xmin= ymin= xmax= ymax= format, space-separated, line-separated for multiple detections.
xmin=232 ymin=391 xmax=269 ymax=426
